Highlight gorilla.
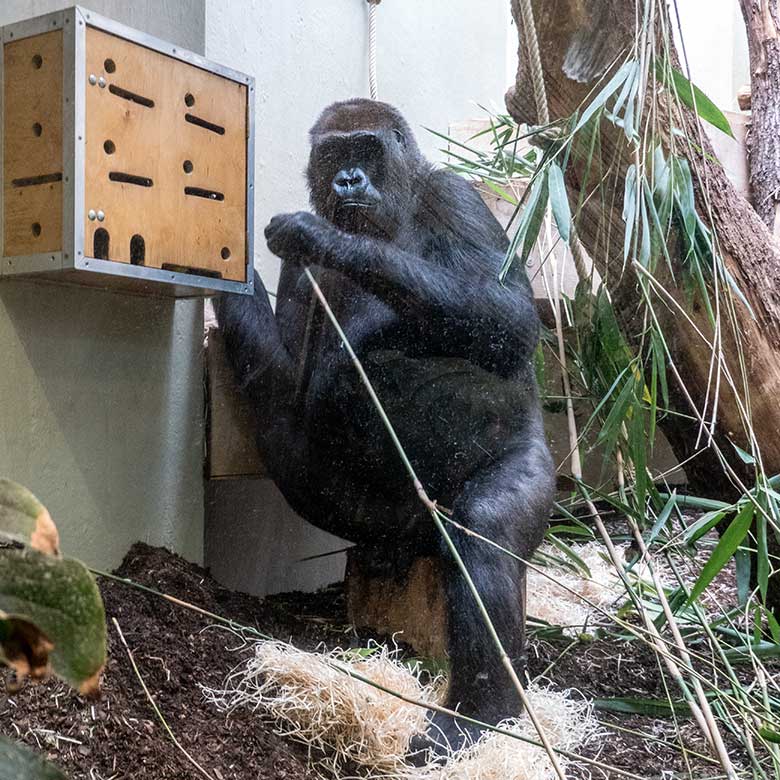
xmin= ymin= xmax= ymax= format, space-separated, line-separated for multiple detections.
xmin=217 ymin=98 xmax=555 ymax=758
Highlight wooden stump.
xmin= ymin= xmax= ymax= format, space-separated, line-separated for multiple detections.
xmin=345 ymin=551 xmax=449 ymax=659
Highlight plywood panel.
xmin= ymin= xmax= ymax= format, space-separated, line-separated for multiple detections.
xmin=206 ymin=326 xmax=266 ymax=478
xmin=84 ymin=27 xmax=247 ymax=282
xmin=3 ymin=30 xmax=63 ymax=256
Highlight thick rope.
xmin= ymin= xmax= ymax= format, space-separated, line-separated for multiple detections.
xmin=367 ymin=0 xmax=380 ymax=100
xmin=517 ymin=0 xmax=549 ymax=125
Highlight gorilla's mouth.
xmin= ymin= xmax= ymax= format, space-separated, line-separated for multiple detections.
xmin=339 ymin=200 xmax=374 ymax=209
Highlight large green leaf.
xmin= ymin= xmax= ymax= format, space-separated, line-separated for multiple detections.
xmin=0 ymin=548 xmax=106 ymax=695
xmin=0 ymin=736 xmax=68 ymax=780
xmin=0 ymin=479 xmax=59 ymax=556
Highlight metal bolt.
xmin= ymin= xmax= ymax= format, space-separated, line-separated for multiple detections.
xmin=88 ymin=209 xmax=96 ymax=221
xmin=89 ymin=73 xmax=97 ymax=85
xmin=97 ymin=210 xmax=105 ymax=222
xmin=98 ymin=76 xmax=106 ymax=88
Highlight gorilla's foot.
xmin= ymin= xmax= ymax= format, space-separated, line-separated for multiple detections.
xmin=405 ymin=711 xmax=482 ymax=766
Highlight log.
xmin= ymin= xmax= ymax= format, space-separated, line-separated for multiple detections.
xmin=507 ymin=0 xmax=780 ymax=497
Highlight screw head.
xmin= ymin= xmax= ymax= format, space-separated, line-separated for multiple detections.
xmin=88 ymin=209 xmax=96 ymax=221
xmin=98 ymin=76 xmax=106 ymax=88
xmin=97 ymin=210 xmax=105 ymax=222
xmin=88 ymin=73 xmax=97 ymax=85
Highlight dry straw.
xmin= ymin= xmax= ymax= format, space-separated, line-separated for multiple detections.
xmin=204 ymin=640 xmax=598 ymax=780
xmin=528 ymin=541 xmax=629 ymax=634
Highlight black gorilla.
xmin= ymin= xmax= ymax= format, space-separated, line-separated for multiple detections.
xmin=217 ymin=98 xmax=555 ymax=756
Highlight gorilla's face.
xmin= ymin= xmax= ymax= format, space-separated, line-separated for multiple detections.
xmin=306 ymin=101 xmax=420 ymax=239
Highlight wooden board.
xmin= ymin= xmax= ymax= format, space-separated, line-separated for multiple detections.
xmin=3 ymin=30 xmax=63 ymax=257
xmin=84 ymin=27 xmax=247 ymax=281
xmin=206 ymin=325 xmax=266 ymax=478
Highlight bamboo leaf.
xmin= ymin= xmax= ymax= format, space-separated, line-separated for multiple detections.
xmin=735 ymin=548 xmax=752 ymax=607
xmin=594 ymin=697 xmax=689 ymax=717
xmin=684 ymin=509 xmax=727 ymax=544
xmin=647 ymin=492 xmax=677 ymax=546
xmin=687 ymin=502 xmax=754 ymax=605
xmin=548 ymin=163 xmax=571 ymax=244
xmin=732 ymin=443 xmax=756 ymax=465
xmin=572 ymin=61 xmax=636 ymax=135
xmin=661 ymin=65 xmax=734 ymax=138
xmin=759 ymin=726 xmax=780 ymax=744
xmin=622 ymin=164 xmax=637 ymax=263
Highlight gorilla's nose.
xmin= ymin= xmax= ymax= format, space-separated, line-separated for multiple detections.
xmin=333 ymin=168 xmax=368 ymax=199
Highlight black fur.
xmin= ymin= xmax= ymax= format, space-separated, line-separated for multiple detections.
xmin=217 ymin=98 xmax=555 ymax=757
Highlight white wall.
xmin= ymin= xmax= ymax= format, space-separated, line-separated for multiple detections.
xmin=203 ymin=0 xmax=511 ymax=597
xmin=0 ymin=1 xmax=207 ymax=568
xmin=675 ymin=0 xmax=749 ymax=111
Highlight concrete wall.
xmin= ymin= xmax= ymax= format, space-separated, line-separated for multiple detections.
xmin=0 ymin=1 xmax=207 ymax=568
xmin=675 ymin=0 xmax=750 ymax=112
xmin=203 ymin=0 xmax=511 ymax=597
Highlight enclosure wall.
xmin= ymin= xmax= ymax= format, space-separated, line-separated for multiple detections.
xmin=202 ymin=0 xmax=512 ymax=596
xmin=0 ymin=0 xmax=207 ymax=568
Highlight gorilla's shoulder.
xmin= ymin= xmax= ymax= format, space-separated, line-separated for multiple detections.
xmin=416 ymin=168 xmax=508 ymax=251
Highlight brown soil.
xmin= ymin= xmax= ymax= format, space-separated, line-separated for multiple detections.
xmin=0 ymin=541 xmax=750 ymax=779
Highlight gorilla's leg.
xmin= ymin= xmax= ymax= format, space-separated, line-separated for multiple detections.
xmin=409 ymin=431 xmax=554 ymax=760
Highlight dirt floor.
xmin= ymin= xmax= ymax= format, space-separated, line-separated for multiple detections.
xmin=0 ymin=541 xmax=746 ymax=779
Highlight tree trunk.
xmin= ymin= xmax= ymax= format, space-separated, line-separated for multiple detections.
xmin=739 ymin=0 xmax=780 ymax=233
xmin=507 ymin=0 xmax=780 ymax=503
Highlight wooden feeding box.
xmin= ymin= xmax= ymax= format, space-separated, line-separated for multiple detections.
xmin=0 ymin=7 xmax=254 ymax=297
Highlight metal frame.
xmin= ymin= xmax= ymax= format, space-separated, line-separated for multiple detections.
xmin=0 ymin=6 xmax=254 ymax=297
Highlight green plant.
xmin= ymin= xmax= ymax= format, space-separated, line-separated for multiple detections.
xmin=0 ymin=478 xmax=107 ymax=779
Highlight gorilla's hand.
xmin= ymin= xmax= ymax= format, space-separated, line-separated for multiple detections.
xmin=264 ymin=212 xmax=338 ymax=265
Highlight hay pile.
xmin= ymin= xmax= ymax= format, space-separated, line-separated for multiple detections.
xmin=204 ymin=640 xmax=598 ymax=779
xmin=527 ymin=541 xmax=632 ymax=635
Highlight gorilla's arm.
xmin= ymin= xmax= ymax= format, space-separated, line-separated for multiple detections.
xmin=265 ymin=177 xmax=538 ymax=375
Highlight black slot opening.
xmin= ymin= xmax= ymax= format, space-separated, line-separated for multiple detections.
xmin=184 ymin=186 xmax=224 ymax=201
xmin=184 ymin=113 xmax=225 ymax=135
xmin=94 ymin=228 xmax=110 ymax=260
xmin=12 ymin=172 xmax=62 ymax=188
xmin=108 ymin=84 xmax=155 ymax=108
xmin=130 ymin=234 xmax=145 ymax=265
xmin=109 ymin=172 xmax=154 ymax=187
xmin=162 ymin=263 xmax=223 ymax=279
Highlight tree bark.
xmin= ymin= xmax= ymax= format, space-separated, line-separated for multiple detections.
xmin=739 ymin=0 xmax=780 ymax=232
xmin=507 ymin=0 xmax=780 ymax=502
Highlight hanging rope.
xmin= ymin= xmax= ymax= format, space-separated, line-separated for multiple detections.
xmin=517 ymin=0 xmax=549 ymax=125
xmin=367 ymin=0 xmax=381 ymax=99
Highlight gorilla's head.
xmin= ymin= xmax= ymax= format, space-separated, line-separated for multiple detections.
xmin=306 ymin=99 xmax=428 ymax=239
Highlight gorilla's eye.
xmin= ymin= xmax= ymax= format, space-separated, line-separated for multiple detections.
xmin=392 ymin=128 xmax=405 ymax=147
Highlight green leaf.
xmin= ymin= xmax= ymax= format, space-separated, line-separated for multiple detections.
xmin=622 ymin=164 xmax=637 ymax=263
xmin=684 ymin=508 xmax=727 ymax=544
xmin=687 ymin=502 xmax=754 ymax=605
xmin=0 ymin=547 xmax=106 ymax=694
xmin=572 ymin=61 xmax=636 ymax=135
xmin=732 ymin=443 xmax=756 ymax=465
xmin=594 ymin=697 xmax=690 ymax=717
xmin=661 ymin=65 xmax=734 ymax=138
xmin=759 ymin=726 xmax=780 ymax=744
xmin=757 ymin=510 xmax=769 ymax=602
xmin=0 ymin=479 xmax=59 ymax=556
xmin=647 ymin=492 xmax=677 ymax=547
xmin=735 ymin=548 xmax=752 ymax=607
xmin=547 ymin=163 xmax=571 ymax=244
xmin=0 ymin=736 xmax=69 ymax=780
